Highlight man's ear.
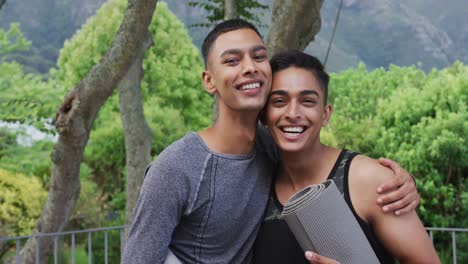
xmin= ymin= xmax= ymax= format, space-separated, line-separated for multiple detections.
xmin=321 ymin=104 xmax=333 ymax=127
xmin=202 ymin=70 xmax=216 ymax=95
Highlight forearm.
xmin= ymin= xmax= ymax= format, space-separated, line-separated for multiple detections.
xmin=122 ymin=163 xmax=187 ymax=263
xmin=375 ymin=213 xmax=440 ymax=263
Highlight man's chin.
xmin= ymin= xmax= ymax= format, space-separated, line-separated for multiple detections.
xmin=239 ymin=103 xmax=265 ymax=113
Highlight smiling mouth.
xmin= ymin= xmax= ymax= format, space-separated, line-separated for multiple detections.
xmin=280 ymin=126 xmax=308 ymax=137
xmin=237 ymin=82 xmax=262 ymax=91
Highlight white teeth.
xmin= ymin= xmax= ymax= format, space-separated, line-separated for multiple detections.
xmin=241 ymin=82 xmax=260 ymax=90
xmin=282 ymin=126 xmax=304 ymax=133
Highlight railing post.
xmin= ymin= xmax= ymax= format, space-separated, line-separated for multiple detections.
xmin=452 ymin=231 xmax=456 ymax=264
xmin=71 ymin=233 xmax=75 ymax=264
xmin=105 ymin=230 xmax=108 ymax=264
xmin=54 ymin=236 xmax=58 ymax=264
xmin=35 ymin=236 xmax=40 ymax=264
xmin=16 ymin=239 xmax=20 ymax=264
xmin=88 ymin=231 xmax=92 ymax=264
xmin=120 ymin=228 xmax=124 ymax=258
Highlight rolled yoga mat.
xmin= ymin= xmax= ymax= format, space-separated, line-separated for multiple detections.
xmin=281 ymin=180 xmax=380 ymax=263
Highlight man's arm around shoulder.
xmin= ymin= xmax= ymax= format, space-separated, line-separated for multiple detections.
xmin=349 ymin=156 xmax=440 ymax=264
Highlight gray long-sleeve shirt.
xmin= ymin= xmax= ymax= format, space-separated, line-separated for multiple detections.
xmin=122 ymin=129 xmax=276 ymax=263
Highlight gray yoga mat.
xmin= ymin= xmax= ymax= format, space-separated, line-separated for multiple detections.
xmin=281 ymin=180 xmax=380 ymax=263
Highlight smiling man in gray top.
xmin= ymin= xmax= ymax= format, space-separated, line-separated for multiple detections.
xmin=122 ymin=19 xmax=418 ymax=264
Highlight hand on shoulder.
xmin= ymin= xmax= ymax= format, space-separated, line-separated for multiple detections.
xmin=350 ymin=155 xmax=395 ymax=189
xmin=348 ymin=155 xmax=396 ymax=223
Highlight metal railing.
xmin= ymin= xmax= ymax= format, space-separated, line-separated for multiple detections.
xmin=426 ymin=227 xmax=468 ymax=264
xmin=0 ymin=225 xmax=126 ymax=264
xmin=0 ymin=226 xmax=467 ymax=263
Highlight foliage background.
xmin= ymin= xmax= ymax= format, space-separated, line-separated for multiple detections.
xmin=320 ymin=62 xmax=467 ymax=263
xmin=1 ymin=1 xmax=213 ymax=262
xmin=0 ymin=0 xmax=466 ymax=263
xmin=323 ymin=61 xmax=467 ymax=225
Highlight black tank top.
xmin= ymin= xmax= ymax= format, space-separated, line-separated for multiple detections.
xmin=252 ymin=150 xmax=394 ymax=263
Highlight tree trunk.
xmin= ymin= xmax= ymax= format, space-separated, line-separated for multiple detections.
xmin=0 ymin=0 xmax=5 ymax=11
xmin=224 ymin=0 xmax=238 ymax=20
xmin=266 ymin=0 xmax=324 ymax=56
xmin=17 ymin=0 xmax=159 ymax=263
xmin=118 ymin=35 xmax=153 ymax=244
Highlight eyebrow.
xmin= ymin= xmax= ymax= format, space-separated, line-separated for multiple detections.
xmin=270 ymin=90 xmax=288 ymax=96
xmin=219 ymin=45 xmax=267 ymax=58
xmin=270 ymin=90 xmax=320 ymax=97
xmin=300 ymin=90 xmax=320 ymax=97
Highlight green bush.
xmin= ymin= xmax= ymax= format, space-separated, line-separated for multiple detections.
xmin=0 ymin=139 xmax=53 ymax=187
xmin=0 ymin=128 xmax=17 ymax=158
xmin=329 ymin=62 xmax=467 ymax=225
xmin=0 ymin=169 xmax=47 ymax=236
xmin=327 ymin=62 xmax=467 ymax=262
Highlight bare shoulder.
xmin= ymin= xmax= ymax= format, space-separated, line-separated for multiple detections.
xmin=349 ymin=154 xmax=394 ymax=188
xmin=347 ymin=154 xmax=395 ymax=221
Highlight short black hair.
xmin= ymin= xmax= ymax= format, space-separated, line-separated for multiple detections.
xmin=202 ymin=19 xmax=262 ymax=68
xmin=270 ymin=50 xmax=330 ymax=103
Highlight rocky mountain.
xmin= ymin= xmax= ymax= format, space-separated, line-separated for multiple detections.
xmin=1 ymin=0 xmax=466 ymax=73
xmin=0 ymin=0 xmax=107 ymax=73
xmin=308 ymin=0 xmax=466 ymax=71
xmin=169 ymin=0 xmax=467 ymax=72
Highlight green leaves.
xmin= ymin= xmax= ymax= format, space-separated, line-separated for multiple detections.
xmin=327 ymin=62 xmax=467 ymax=229
xmin=0 ymin=169 xmax=47 ymax=236
xmin=0 ymin=24 xmax=58 ymax=128
xmin=0 ymin=62 xmax=62 ymax=131
xmin=0 ymin=23 xmax=31 ymax=60
xmin=326 ymin=63 xmax=467 ymax=261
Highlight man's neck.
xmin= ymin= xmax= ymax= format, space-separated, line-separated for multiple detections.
xmin=278 ymin=143 xmax=339 ymax=192
xmin=198 ymin=109 xmax=259 ymax=155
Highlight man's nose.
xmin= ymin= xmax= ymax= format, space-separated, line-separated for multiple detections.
xmin=241 ymin=57 xmax=258 ymax=75
xmin=286 ymin=102 xmax=301 ymax=120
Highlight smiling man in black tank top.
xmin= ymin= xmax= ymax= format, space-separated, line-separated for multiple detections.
xmin=253 ymin=51 xmax=440 ymax=263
